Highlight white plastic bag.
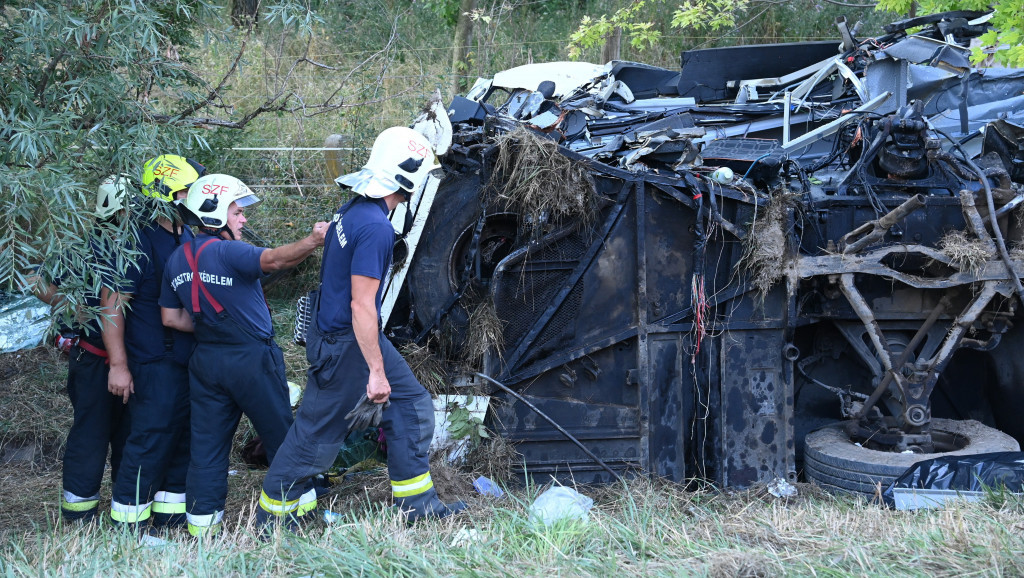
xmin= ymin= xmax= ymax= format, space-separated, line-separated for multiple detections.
xmin=528 ymin=486 xmax=594 ymax=526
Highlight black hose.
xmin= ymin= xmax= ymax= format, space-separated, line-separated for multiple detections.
xmin=933 ymin=126 xmax=1024 ymax=305
xmin=475 ymin=373 xmax=625 ymax=483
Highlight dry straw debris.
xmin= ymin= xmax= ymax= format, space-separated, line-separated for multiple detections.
xmin=492 ymin=126 xmax=596 ymax=234
xmin=739 ymin=191 xmax=796 ymax=294
xmin=401 ymin=342 xmax=449 ymax=396
xmin=938 ymin=229 xmax=994 ymax=275
xmin=464 ymin=300 xmax=505 ymax=367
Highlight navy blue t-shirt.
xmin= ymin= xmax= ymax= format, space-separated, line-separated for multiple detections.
xmin=115 ymin=221 xmax=196 ymax=365
xmin=48 ymin=240 xmax=106 ymax=338
xmin=317 ymin=197 xmax=394 ymax=332
xmin=160 ymin=234 xmax=274 ymax=339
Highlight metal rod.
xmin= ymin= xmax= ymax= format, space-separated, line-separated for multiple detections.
xmin=475 ymin=372 xmax=625 ymax=484
xmin=856 ymin=296 xmax=948 ymax=420
xmin=841 ymin=194 xmax=926 ymax=254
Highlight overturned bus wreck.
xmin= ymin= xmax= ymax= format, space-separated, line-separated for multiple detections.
xmin=381 ymin=11 xmax=1024 ymax=493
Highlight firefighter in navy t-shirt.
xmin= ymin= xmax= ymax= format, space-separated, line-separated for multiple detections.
xmin=257 ymin=127 xmax=466 ymax=528
xmin=159 ymin=173 xmax=327 ymax=537
xmin=102 ymin=155 xmax=206 ymax=530
xmin=32 ymin=175 xmax=132 ymax=522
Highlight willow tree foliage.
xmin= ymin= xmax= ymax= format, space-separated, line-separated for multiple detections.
xmin=569 ymin=0 xmax=1024 ymax=66
xmin=0 ymin=1 xmax=332 ymax=324
xmin=0 ymin=1 xmax=215 ymax=318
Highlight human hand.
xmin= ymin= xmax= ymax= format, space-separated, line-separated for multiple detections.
xmin=108 ymin=364 xmax=134 ymax=404
xmin=310 ymin=221 xmax=329 ymax=246
xmin=367 ymin=371 xmax=391 ymax=404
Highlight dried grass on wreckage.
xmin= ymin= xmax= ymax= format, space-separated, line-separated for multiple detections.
xmin=464 ymin=300 xmax=505 ymax=367
xmin=402 ymin=341 xmax=449 ymax=396
xmin=738 ymin=189 xmax=798 ymax=295
xmin=492 ymin=126 xmax=597 ymax=234
xmin=938 ymin=229 xmax=994 ymax=276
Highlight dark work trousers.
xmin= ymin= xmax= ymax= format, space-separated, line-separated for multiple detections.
xmin=61 ymin=340 xmax=129 ymax=521
xmin=186 ymin=315 xmax=293 ymax=536
xmin=110 ymin=357 xmax=190 ymax=526
xmin=258 ymin=312 xmax=435 ymax=523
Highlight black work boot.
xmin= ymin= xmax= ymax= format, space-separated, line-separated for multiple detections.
xmin=396 ymin=488 xmax=468 ymax=523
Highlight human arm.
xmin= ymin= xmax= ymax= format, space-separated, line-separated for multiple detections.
xmin=351 ymin=274 xmax=390 ymax=403
xmin=161 ymin=307 xmax=194 ymax=333
xmin=258 ymin=221 xmax=329 ymax=273
xmin=101 ymin=287 xmax=133 ymax=404
xmin=32 ymin=281 xmax=62 ymax=306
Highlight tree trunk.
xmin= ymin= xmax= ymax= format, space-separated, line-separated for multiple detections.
xmin=601 ymin=26 xmax=622 ymax=63
xmin=231 ymin=0 xmax=260 ymax=28
xmin=450 ymin=0 xmax=478 ymax=97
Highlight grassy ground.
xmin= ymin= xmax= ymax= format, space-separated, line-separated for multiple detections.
xmin=4 ymin=300 xmax=1024 ymax=575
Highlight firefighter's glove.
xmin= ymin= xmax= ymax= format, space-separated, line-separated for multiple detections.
xmin=345 ymin=394 xmax=390 ymax=435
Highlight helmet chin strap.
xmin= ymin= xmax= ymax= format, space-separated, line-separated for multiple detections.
xmin=199 ymin=226 xmax=234 ymax=240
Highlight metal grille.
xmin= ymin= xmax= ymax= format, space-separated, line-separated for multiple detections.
xmin=494 ymin=231 xmax=589 ymax=361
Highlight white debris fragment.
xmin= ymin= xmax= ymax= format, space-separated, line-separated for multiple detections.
xmin=767 ymin=477 xmax=798 ymax=498
xmin=449 ymin=528 xmax=482 ymax=547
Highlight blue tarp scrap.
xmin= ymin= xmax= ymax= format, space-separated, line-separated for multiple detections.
xmin=0 ymin=291 xmax=50 ymax=353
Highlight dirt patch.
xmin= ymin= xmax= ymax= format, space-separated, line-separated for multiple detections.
xmin=706 ymin=550 xmax=783 ymax=578
xmin=0 ymin=347 xmax=69 ymax=467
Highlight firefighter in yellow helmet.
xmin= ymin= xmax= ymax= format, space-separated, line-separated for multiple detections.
xmin=104 ymin=155 xmax=205 ymax=530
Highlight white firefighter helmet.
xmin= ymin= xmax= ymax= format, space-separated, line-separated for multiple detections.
xmin=182 ymin=174 xmax=261 ymax=229
xmin=95 ymin=174 xmax=132 ymax=219
xmin=336 ymin=126 xmax=442 ymax=199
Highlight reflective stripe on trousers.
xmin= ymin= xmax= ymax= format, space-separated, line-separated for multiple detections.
xmin=391 ymin=472 xmax=433 ymax=498
xmin=61 ymin=490 xmax=100 ymax=513
xmin=110 ymin=500 xmax=152 ymax=524
xmin=153 ymin=490 xmax=187 ymax=515
xmin=259 ymin=488 xmax=317 ymax=517
xmin=187 ymin=511 xmax=224 ymax=537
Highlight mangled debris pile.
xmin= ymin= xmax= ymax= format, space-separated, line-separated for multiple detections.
xmin=448 ymin=11 xmax=1023 ymax=183
xmin=381 ymin=11 xmax=1024 ymax=490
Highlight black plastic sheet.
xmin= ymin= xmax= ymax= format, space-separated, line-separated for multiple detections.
xmin=882 ymin=451 xmax=1024 ymax=508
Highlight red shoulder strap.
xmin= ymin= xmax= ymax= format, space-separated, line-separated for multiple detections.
xmin=183 ymin=239 xmax=225 ymax=314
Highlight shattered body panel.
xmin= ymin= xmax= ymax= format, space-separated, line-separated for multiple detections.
xmin=386 ymin=12 xmax=1024 ymax=488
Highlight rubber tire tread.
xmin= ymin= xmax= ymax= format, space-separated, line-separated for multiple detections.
xmin=803 ymin=454 xmax=890 ymax=494
xmin=804 ymin=418 xmax=1019 ymax=497
xmin=405 ymin=171 xmax=482 ymax=329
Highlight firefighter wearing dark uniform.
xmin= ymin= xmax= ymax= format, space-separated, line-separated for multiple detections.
xmin=104 ymin=155 xmax=205 ymax=529
xmin=35 ymin=176 xmax=132 ymax=521
xmin=257 ymin=127 xmax=465 ymax=526
xmin=159 ymin=173 xmax=327 ymax=537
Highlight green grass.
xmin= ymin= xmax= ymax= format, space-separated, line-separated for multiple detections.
xmin=5 ymin=300 xmax=1024 ymax=575
xmin=4 ymin=478 xmax=1024 ymax=576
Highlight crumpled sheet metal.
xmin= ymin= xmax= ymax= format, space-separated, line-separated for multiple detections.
xmin=882 ymin=451 xmax=1024 ymax=509
xmin=0 ymin=292 xmax=50 ymax=353
xmin=466 ymin=13 xmax=1024 ymax=176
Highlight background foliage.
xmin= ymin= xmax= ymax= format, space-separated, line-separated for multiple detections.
xmin=2 ymin=0 xmax=1014 ymax=315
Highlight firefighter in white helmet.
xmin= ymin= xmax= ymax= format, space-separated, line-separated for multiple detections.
xmin=257 ymin=127 xmax=466 ymax=528
xmin=158 ymin=173 xmax=328 ymax=536
xmin=33 ymin=175 xmax=133 ymax=522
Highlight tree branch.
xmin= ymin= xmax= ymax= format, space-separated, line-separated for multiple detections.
xmin=175 ymin=17 xmax=255 ymax=119
xmin=819 ymin=0 xmax=877 ymax=7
